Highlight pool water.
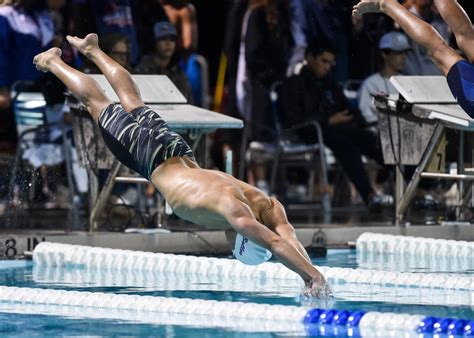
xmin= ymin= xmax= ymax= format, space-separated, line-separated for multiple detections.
xmin=0 ymin=249 xmax=473 ymax=337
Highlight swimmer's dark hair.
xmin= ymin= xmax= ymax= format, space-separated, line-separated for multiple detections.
xmin=306 ymin=40 xmax=337 ymax=57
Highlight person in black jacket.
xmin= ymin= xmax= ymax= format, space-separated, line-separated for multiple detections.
xmin=279 ymin=41 xmax=393 ymax=209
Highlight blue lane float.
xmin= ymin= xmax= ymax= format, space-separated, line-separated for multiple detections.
xmin=304 ymin=308 xmax=474 ymax=337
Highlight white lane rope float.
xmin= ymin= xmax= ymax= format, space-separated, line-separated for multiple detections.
xmin=0 ymin=286 xmax=472 ymax=336
xmin=356 ymin=232 xmax=473 ymax=258
xmin=33 ymin=242 xmax=474 ymax=295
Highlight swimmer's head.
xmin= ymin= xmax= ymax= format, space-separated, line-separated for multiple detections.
xmin=233 ymin=233 xmax=272 ymax=265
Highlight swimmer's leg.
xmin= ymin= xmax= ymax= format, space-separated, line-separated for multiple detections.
xmin=433 ymin=0 xmax=474 ymax=62
xmin=353 ymin=0 xmax=463 ymax=75
xmin=67 ymin=34 xmax=144 ymax=112
xmin=33 ymin=48 xmax=112 ymax=123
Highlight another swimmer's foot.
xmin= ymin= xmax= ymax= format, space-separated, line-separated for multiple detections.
xmin=66 ymin=33 xmax=99 ymax=58
xmin=353 ymin=0 xmax=387 ymax=17
xmin=33 ymin=48 xmax=62 ymax=72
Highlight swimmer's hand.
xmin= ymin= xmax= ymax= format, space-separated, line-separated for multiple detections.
xmin=304 ymin=274 xmax=333 ymax=299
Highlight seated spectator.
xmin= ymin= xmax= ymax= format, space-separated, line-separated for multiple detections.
xmin=358 ymin=31 xmax=411 ymax=130
xmin=82 ymin=33 xmax=132 ymax=73
xmin=279 ymin=41 xmax=393 ymax=209
xmin=135 ymin=21 xmax=193 ymax=103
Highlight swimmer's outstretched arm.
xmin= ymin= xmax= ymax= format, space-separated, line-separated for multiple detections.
xmin=224 ymin=200 xmax=330 ymax=297
xmin=262 ymin=197 xmax=312 ymax=262
xmin=353 ymin=0 xmax=463 ymax=75
xmin=432 ymin=0 xmax=474 ymax=62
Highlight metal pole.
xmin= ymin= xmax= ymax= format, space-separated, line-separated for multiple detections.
xmin=457 ymin=131 xmax=465 ymax=219
xmin=89 ymin=160 xmax=121 ymax=232
xmin=396 ymin=123 xmax=444 ymax=224
xmin=395 ymin=165 xmax=405 ymax=226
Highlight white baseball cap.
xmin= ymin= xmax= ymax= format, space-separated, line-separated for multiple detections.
xmin=233 ymin=233 xmax=272 ymax=265
xmin=379 ymin=31 xmax=411 ymax=52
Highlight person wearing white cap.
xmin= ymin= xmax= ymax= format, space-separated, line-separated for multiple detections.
xmin=33 ymin=33 xmax=331 ymax=298
xmin=358 ymin=31 xmax=411 ymax=128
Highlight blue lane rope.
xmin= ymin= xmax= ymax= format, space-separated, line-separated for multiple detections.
xmin=303 ymin=308 xmax=474 ymax=336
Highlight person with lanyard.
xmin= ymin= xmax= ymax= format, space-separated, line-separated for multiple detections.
xmin=358 ymin=31 xmax=411 ymax=131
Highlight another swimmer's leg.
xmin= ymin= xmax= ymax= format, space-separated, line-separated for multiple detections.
xmin=67 ymin=34 xmax=144 ymax=112
xmin=354 ymin=0 xmax=463 ymax=75
xmin=33 ymin=48 xmax=111 ymax=123
xmin=433 ymin=0 xmax=474 ymax=62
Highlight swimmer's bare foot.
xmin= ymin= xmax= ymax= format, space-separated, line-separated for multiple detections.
xmin=33 ymin=47 xmax=62 ymax=72
xmin=66 ymin=33 xmax=99 ymax=58
xmin=353 ymin=0 xmax=388 ymax=17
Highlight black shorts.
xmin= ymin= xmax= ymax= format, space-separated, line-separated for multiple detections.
xmin=447 ymin=60 xmax=474 ymax=118
xmin=98 ymin=104 xmax=196 ymax=179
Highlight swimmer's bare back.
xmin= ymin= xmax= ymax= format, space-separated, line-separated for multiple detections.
xmin=150 ymin=156 xmax=273 ymax=229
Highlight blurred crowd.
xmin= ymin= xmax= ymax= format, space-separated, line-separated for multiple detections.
xmin=0 ymin=0 xmax=470 ymax=219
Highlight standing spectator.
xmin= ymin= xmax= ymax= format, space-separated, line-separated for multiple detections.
xmin=214 ymin=0 xmax=250 ymax=173
xmin=132 ymin=0 xmax=168 ymax=55
xmin=0 ymin=0 xmax=55 ymax=154
xmin=293 ymin=0 xmax=349 ymax=82
xmin=244 ymin=0 xmax=293 ymax=191
xmin=279 ymin=41 xmax=393 ymax=209
xmin=348 ymin=8 xmax=395 ymax=80
xmin=160 ymin=0 xmax=197 ymax=58
xmin=161 ymin=0 xmax=206 ymax=107
xmin=135 ymin=21 xmax=193 ymax=102
xmin=70 ymin=0 xmax=140 ymax=65
xmin=0 ymin=0 xmax=68 ymax=208
xmin=0 ymin=0 xmax=54 ymax=109
xmin=358 ymin=31 xmax=411 ymax=128
xmin=403 ymin=0 xmax=450 ymax=75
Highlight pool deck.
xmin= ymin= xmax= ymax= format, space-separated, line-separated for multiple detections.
xmin=0 ymin=206 xmax=473 ymax=258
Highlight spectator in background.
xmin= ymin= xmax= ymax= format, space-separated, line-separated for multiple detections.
xmin=292 ymin=0 xmax=349 ymax=82
xmin=0 ymin=0 xmax=70 ymax=208
xmin=358 ymin=31 xmax=411 ymax=129
xmin=348 ymin=7 xmax=395 ymax=81
xmin=161 ymin=0 xmax=206 ymax=107
xmin=132 ymin=0 xmax=169 ymax=56
xmin=135 ymin=21 xmax=193 ymax=102
xmin=279 ymin=41 xmax=393 ymax=210
xmin=160 ymin=0 xmax=197 ymax=58
xmin=0 ymin=0 xmax=55 ymax=157
xmin=70 ymin=0 xmax=140 ymax=65
xmin=82 ymin=33 xmax=132 ymax=73
xmin=403 ymin=0 xmax=450 ymax=75
xmin=213 ymin=0 xmax=250 ymax=173
xmin=0 ymin=0 xmax=54 ymax=110
xmin=244 ymin=0 xmax=293 ymax=191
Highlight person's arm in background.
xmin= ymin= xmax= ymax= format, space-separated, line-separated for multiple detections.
xmin=182 ymin=3 xmax=198 ymax=53
xmin=286 ymin=0 xmax=307 ymax=76
xmin=245 ymin=8 xmax=275 ymax=86
xmin=357 ymin=78 xmax=378 ymax=126
xmin=0 ymin=14 xmax=12 ymax=109
xmin=327 ymin=80 xmax=355 ymax=126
